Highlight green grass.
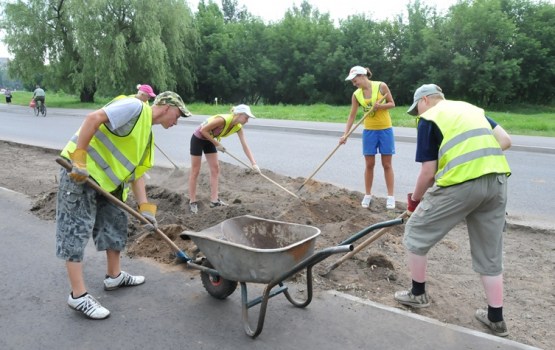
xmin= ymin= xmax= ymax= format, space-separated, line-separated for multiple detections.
xmin=4 ymin=91 xmax=555 ymax=137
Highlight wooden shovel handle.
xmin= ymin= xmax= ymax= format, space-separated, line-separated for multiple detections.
xmin=55 ymin=157 xmax=185 ymax=255
xmin=298 ymin=93 xmax=389 ymax=191
xmin=321 ymin=210 xmax=409 ymax=276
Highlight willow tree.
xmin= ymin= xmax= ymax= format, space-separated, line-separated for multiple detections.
xmin=1 ymin=0 xmax=58 ymax=89
xmin=1 ymin=0 xmax=197 ymax=102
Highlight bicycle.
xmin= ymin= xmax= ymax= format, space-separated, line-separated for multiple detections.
xmin=34 ymin=99 xmax=47 ymax=117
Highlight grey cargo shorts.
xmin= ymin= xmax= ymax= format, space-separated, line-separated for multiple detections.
xmin=404 ymin=173 xmax=508 ymax=276
xmin=55 ymin=168 xmax=128 ymax=262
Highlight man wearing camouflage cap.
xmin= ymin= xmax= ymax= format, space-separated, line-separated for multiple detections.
xmin=56 ymin=90 xmax=190 ymax=320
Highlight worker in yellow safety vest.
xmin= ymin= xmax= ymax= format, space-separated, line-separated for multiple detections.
xmin=57 ymin=91 xmax=191 ymax=320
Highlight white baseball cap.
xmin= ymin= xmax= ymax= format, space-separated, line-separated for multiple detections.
xmin=345 ymin=66 xmax=367 ymax=81
xmin=233 ymin=104 xmax=256 ymax=118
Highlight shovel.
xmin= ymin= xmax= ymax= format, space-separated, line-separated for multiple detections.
xmin=155 ymin=142 xmax=180 ymax=170
xmin=56 ymin=157 xmax=191 ymax=262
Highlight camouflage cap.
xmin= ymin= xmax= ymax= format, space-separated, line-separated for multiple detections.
xmin=153 ymin=91 xmax=192 ymax=118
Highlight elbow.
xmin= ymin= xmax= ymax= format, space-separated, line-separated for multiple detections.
xmin=498 ymin=135 xmax=512 ymax=151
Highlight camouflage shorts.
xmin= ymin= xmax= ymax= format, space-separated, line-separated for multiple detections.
xmin=55 ymin=168 xmax=128 ymax=262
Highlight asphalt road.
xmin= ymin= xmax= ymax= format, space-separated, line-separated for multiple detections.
xmin=0 ymin=103 xmax=547 ymax=349
xmin=0 ymin=187 xmax=539 ymax=349
xmin=1 ymin=104 xmax=553 ymax=229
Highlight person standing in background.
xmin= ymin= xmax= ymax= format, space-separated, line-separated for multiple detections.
xmin=4 ymin=88 xmax=12 ymax=104
xmin=135 ymin=84 xmax=157 ymax=103
xmin=342 ymin=65 xmax=397 ymax=209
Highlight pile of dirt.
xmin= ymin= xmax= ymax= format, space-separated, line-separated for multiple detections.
xmin=1 ymin=140 xmax=552 ymax=349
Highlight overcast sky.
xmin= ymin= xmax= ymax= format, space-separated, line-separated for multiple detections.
xmin=0 ymin=0 xmax=495 ymax=58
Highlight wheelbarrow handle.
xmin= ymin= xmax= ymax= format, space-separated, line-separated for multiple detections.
xmin=320 ymin=212 xmax=409 ymax=276
xmin=338 ymin=217 xmax=404 ymax=246
xmin=267 ymin=244 xmax=353 ymax=286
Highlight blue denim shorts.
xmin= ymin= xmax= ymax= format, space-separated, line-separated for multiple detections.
xmin=362 ymin=128 xmax=395 ymax=156
xmin=55 ymin=168 xmax=128 ymax=262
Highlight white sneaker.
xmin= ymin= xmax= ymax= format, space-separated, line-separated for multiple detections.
xmin=361 ymin=195 xmax=372 ymax=208
xmin=386 ymin=196 xmax=396 ymax=209
xmin=104 ymin=271 xmax=145 ymax=291
xmin=209 ymin=198 xmax=227 ymax=208
xmin=67 ymin=293 xmax=110 ymax=319
xmin=189 ymin=202 xmax=198 ymax=214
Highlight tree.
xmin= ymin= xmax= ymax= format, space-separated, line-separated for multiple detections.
xmin=263 ymin=1 xmax=343 ymax=104
xmin=502 ymin=0 xmax=555 ymax=104
xmin=221 ymin=0 xmax=248 ymax=23
xmin=193 ymin=0 xmax=228 ymax=103
xmin=338 ymin=14 xmax=392 ymax=104
xmin=440 ymin=0 xmax=521 ymax=105
xmin=1 ymin=0 xmax=54 ymax=90
xmin=1 ymin=0 xmax=197 ymax=102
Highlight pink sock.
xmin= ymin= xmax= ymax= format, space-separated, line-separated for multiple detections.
xmin=481 ymin=274 xmax=503 ymax=307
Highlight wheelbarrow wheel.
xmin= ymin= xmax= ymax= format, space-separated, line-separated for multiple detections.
xmin=200 ymin=260 xmax=238 ymax=299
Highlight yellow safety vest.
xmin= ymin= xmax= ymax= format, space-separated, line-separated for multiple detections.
xmin=353 ymin=81 xmax=392 ymax=130
xmin=61 ymin=97 xmax=155 ymax=200
xmin=202 ymin=114 xmax=242 ymax=141
xmin=419 ymin=100 xmax=511 ymax=187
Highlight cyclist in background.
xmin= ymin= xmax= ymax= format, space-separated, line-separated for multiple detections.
xmin=33 ymin=85 xmax=46 ymax=108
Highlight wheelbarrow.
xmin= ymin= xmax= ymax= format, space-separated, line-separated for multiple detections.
xmin=182 ymin=214 xmax=404 ymax=338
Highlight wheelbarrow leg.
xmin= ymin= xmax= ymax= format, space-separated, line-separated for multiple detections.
xmin=241 ymin=282 xmax=273 ymax=338
xmin=283 ymin=267 xmax=313 ymax=308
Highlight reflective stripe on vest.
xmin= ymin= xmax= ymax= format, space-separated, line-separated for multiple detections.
xmin=420 ymin=100 xmax=511 ymax=187
xmin=60 ymin=99 xmax=154 ymax=193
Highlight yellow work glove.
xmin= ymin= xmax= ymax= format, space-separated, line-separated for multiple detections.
xmin=68 ymin=149 xmax=89 ymax=184
xmin=139 ymin=202 xmax=157 ymax=231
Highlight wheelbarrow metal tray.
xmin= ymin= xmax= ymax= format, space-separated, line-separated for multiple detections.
xmin=184 ymin=215 xmax=321 ymax=283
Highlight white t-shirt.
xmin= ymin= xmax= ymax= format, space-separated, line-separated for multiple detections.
xmin=102 ymin=98 xmax=144 ymax=136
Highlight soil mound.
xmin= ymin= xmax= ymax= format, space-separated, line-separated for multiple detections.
xmin=1 ymin=140 xmax=552 ymax=349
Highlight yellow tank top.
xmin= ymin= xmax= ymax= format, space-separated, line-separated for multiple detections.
xmin=353 ymin=81 xmax=392 ymax=130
